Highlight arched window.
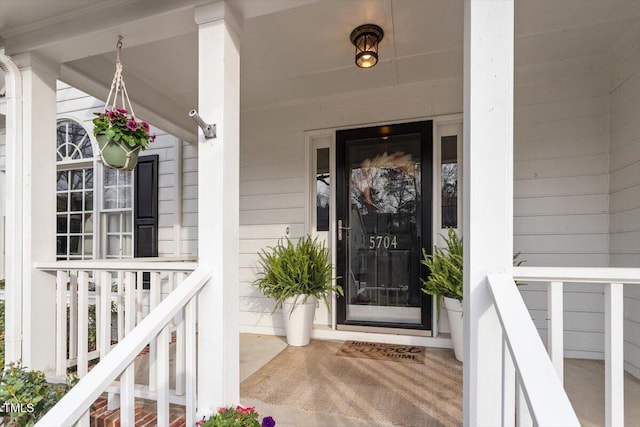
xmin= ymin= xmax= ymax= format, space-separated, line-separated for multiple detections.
xmin=56 ymin=119 xmax=96 ymax=260
xmin=56 ymin=119 xmax=94 ymax=162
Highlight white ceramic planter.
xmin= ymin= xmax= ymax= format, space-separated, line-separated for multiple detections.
xmin=444 ymin=297 xmax=463 ymax=362
xmin=281 ymin=295 xmax=316 ymax=346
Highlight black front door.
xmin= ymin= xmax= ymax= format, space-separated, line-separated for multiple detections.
xmin=336 ymin=121 xmax=432 ymax=330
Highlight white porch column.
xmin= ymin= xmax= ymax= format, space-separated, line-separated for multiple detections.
xmin=194 ymin=1 xmax=241 ymax=415
xmin=12 ymin=53 xmax=58 ymax=371
xmin=463 ymin=0 xmax=514 ymax=426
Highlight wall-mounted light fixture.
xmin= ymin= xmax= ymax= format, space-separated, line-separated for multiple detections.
xmin=350 ymin=24 xmax=384 ymax=68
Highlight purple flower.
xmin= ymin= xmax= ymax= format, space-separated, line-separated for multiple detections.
xmin=107 ymin=111 xmax=117 ymax=121
xmin=116 ymin=108 xmax=128 ymax=114
xmin=150 ymin=133 xmax=157 ymax=143
xmin=126 ymin=120 xmax=139 ymax=131
xmin=141 ymin=121 xmax=150 ymax=132
xmin=262 ymin=416 xmax=275 ymax=427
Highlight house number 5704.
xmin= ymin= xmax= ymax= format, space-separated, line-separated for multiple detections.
xmin=369 ymin=235 xmax=398 ymax=249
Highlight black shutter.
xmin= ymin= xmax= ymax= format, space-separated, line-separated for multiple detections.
xmin=134 ymin=155 xmax=159 ymax=258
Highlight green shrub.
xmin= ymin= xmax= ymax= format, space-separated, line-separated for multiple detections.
xmin=0 ymin=362 xmax=77 ymax=426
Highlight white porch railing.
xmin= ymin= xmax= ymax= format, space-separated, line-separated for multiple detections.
xmin=35 ymin=259 xmax=197 ymax=380
xmin=487 ymin=274 xmax=580 ymax=426
xmin=34 ymin=265 xmax=212 ymax=427
xmin=512 ymin=267 xmax=640 ymax=427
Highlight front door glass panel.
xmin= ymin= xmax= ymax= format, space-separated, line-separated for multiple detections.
xmin=337 ymin=121 xmax=432 ymax=329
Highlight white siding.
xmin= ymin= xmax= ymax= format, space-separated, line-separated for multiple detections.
xmin=514 ymin=57 xmax=610 ymax=360
xmin=239 ymin=78 xmax=463 ymax=335
xmin=609 ymin=26 xmax=640 ymax=378
xmin=239 ymin=59 xmax=611 ymax=351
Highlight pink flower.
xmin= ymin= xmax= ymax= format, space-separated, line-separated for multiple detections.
xmin=236 ymin=405 xmax=254 ymax=414
xmin=218 ymin=407 xmax=228 ymax=413
xmin=107 ymin=111 xmax=117 ymax=121
xmin=116 ymin=108 xmax=128 ymax=114
xmin=150 ymin=133 xmax=157 ymax=143
xmin=126 ymin=120 xmax=139 ymax=131
xmin=141 ymin=121 xmax=150 ymax=132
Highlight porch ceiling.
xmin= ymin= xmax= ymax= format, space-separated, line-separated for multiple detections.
xmin=1 ymin=0 xmax=639 ymax=137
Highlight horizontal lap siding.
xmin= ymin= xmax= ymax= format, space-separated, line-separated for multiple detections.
xmin=609 ymin=26 xmax=640 ymax=378
xmin=239 ymin=78 xmax=463 ymax=334
xmin=514 ymin=57 xmax=610 ymax=360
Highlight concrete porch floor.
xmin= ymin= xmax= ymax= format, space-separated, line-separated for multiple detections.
xmin=239 ymin=334 xmax=640 ymax=427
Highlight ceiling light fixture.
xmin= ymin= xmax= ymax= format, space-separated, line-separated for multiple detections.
xmin=350 ymin=24 xmax=384 ymax=68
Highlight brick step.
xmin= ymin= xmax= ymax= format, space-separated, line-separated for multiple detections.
xmin=90 ymin=396 xmax=186 ymax=427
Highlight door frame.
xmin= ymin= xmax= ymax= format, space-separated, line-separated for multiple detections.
xmin=335 ymin=120 xmax=434 ymax=331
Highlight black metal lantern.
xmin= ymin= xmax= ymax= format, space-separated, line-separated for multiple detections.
xmin=350 ymin=24 xmax=384 ymax=68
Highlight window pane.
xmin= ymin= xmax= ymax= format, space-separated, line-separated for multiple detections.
xmin=107 ymin=213 xmax=121 ymax=232
xmin=70 ymin=214 xmax=83 ymax=233
xmin=107 ymin=235 xmax=120 ymax=256
xmin=85 ymin=169 xmax=94 ymax=189
xmin=316 ymin=148 xmax=330 ymax=232
xmin=69 ymin=236 xmax=81 ymax=255
xmin=57 ymin=194 xmax=68 ymax=213
xmin=57 ymin=215 xmax=67 ymax=234
xmin=119 ymin=187 xmax=132 ymax=209
xmin=85 ymin=191 xmax=93 ymax=211
xmin=70 ymin=193 xmax=83 ymax=211
xmin=441 ymin=135 xmax=458 ymax=228
xmin=104 ymin=168 xmax=117 ymax=187
xmin=122 ymin=236 xmax=132 ymax=256
xmin=123 ymin=212 xmax=132 ymax=232
xmin=121 ymin=170 xmax=132 ymax=186
xmin=84 ymin=237 xmax=93 ymax=256
xmin=71 ymin=170 xmax=84 ymax=190
xmin=56 ymin=236 xmax=67 ymax=256
xmin=104 ymin=187 xmax=117 ymax=209
xmin=84 ymin=214 xmax=93 ymax=233
xmin=57 ymin=171 xmax=68 ymax=192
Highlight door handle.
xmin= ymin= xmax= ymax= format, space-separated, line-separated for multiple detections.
xmin=338 ymin=219 xmax=351 ymax=241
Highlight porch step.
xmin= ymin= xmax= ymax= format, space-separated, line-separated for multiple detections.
xmin=89 ymin=397 xmax=186 ymax=427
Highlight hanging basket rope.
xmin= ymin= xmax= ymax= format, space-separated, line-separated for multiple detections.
xmin=96 ymin=38 xmax=143 ymax=171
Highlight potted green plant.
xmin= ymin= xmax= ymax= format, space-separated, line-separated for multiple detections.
xmin=254 ymin=235 xmax=342 ymax=346
xmin=421 ymin=229 xmax=526 ymax=362
xmin=92 ymin=108 xmax=156 ymax=170
xmin=421 ymin=227 xmax=463 ymax=361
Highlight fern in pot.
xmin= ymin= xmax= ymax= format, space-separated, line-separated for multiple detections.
xmin=254 ymin=236 xmax=342 ymax=346
xmin=421 ymin=227 xmax=464 ymax=362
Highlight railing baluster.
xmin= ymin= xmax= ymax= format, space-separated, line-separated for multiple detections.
xmin=124 ymin=272 xmax=136 ymax=334
xmin=136 ymin=271 xmax=144 ymax=325
xmin=157 ymin=325 xmax=171 ymax=427
xmin=548 ymin=281 xmax=564 ymax=383
xmin=99 ymin=271 xmax=111 ymax=357
xmin=605 ymin=282 xmax=624 ymax=427
xmin=77 ymin=271 xmax=89 ymax=378
xmin=56 ymin=271 xmax=68 ymax=377
xmin=120 ymin=364 xmax=136 ymax=425
xmin=117 ymin=271 xmax=124 ymax=341
xmin=69 ymin=272 xmax=78 ymax=363
xmin=515 ymin=375 xmax=533 ymax=427
xmin=185 ymin=298 xmax=197 ymax=427
xmin=502 ymin=333 xmax=516 ymax=427
xmin=175 ymin=271 xmax=187 ymax=396
xmin=149 ymin=272 xmax=161 ymax=391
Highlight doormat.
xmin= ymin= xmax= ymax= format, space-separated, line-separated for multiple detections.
xmin=336 ymin=340 xmax=425 ymax=364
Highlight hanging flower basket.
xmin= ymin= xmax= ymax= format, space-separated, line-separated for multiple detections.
xmin=93 ymin=39 xmax=155 ymax=170
xmin=96 ymin=133 xmax=141 ymax=171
